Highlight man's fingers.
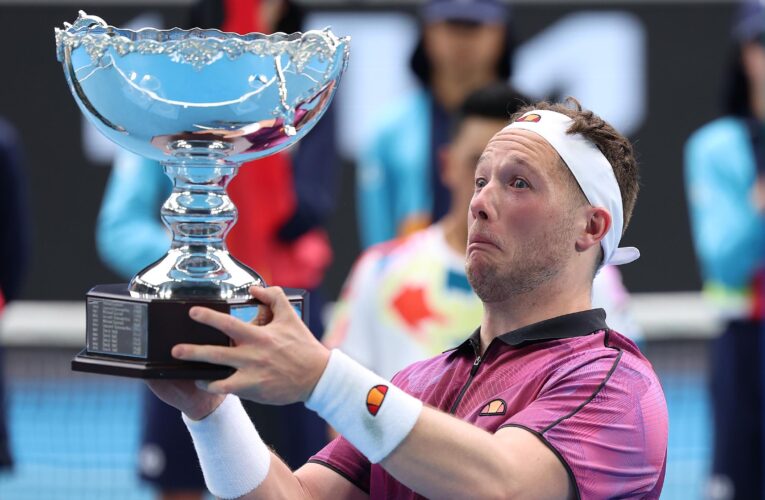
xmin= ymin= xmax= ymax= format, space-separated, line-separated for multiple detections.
xmin=195 ymin=371 xmax=247 ymax=396
xmin=189 ymin=306 xmax=259 ymax=343
xmin=172 ymin=343 xmax=248 ymax=369
xmin=253 ymin=302 xmax=274 ymax=326
xmin=249 ymin=285 xmax=294 ymax=318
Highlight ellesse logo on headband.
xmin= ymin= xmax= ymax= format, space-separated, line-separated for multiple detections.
xmin=516 ymin=113 xmax=541 ymax=123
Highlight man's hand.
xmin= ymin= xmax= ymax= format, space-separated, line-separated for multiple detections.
xmin=145 ymin=379 xmax=225 ymax=421
xmin=173 ymin=285 xmax=331 ymax=405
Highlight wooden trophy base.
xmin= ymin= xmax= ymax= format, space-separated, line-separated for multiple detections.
xmin=72 ymin=284 xmax=306 ymax=379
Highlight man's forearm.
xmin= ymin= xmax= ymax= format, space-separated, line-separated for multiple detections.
xmin=241 ymin=411 xmax=563 ymax=500
xmin=381 ymin=408 xmax=524 ymax=499
xmin=305 ymin=351 xmax=512 ymax=497
xmin=306 ymin=351 xmax=569 ymax=499
xmin=183 ymin=395 xmax=363 ymax=500
xmin=239 ymin=454 xmax=310 ymax=500
xmin=183 ymin=402 xmax=312 ymax=500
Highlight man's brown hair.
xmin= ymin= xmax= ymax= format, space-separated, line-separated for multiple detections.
xmin=509 ymin=98 xmax=640 ymax=234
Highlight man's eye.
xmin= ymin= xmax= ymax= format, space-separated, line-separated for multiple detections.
xmin=475 ymin=178 xmax=487 ymax=189
xmin=511 ymin=178 xmax=529 ymax=189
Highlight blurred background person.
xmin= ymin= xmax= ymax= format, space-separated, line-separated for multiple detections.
xmin=327 ymin=84 xmax=642 ymax=382
xmin=0 ymin=117 xmax=28 ymax=474
xmin=684 ymin=1 xmax=765 ymax=497
xmin=356 ymin=0 xmax=513 ymax=248
xmin=96 ymin=1 xmax=338 ymax=498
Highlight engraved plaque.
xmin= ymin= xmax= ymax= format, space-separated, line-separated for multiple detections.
xmin=87 ymin=298 xmax=148 ymax=358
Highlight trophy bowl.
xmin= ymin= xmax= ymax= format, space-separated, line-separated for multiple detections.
xmin=55 ymin=11 xmax=349 ymax=378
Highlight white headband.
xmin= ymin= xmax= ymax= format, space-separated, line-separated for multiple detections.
xmin=503 ymin=110 xmax=639 ymax=267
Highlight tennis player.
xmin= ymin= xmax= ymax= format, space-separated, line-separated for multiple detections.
xmin=149 ymin=99 xmax=668 ymax=499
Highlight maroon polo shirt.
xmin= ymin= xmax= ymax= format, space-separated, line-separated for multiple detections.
xmin=309 ymin=309 xmax=668 ymax=499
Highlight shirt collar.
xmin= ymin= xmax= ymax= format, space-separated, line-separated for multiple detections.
xmin=456 ymin=308 xmax=608 ymax=353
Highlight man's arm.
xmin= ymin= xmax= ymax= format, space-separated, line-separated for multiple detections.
xmin=255 ymin=427 xmax=564 ymax=500
xmin=381 ymin=409 xmax=570 ymax=499
xmin=160 ymin=286 xmax=570 ymax=499
xmin=146 ymin=382 xmax=368 ymax=500
xmin=246 ymin=458 xmax=366 ymax=500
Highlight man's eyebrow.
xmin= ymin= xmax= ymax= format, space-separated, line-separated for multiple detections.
xmin=500 ymin=154 xmax=537 ymax=171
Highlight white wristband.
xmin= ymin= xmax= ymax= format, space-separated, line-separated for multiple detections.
xmin=182 ymin=395 xmax=271 ymax=499
xmin=305 ymin=349 xmax=423 ymax=463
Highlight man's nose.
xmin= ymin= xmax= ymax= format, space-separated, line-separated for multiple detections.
xmin=469 ymin=184 xmax=494 ymax=221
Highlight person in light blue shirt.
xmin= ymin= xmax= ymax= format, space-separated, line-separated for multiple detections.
xmin=97 ymin=152 xmax=169 ymax=279
xmin=684 ymin=2 xmax=765 ymax=496
xmin=685 ymin=118 xmax=765 ymax=293
xmin=356 ymin=0 xmax=519 ymax=248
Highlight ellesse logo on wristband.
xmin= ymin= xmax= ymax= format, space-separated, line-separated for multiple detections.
xmin=366 ymin=384 xmax=388 ymax=416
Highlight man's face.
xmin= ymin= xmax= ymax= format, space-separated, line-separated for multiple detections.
xmin=424 ymin=21 xmax=505 ymax=79
xmin=442 ymin=117 xmax=510 ymax=218
xmin=465 ymin=129 xmax=581 ymax=303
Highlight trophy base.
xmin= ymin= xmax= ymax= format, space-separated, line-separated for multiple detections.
xmin=74 ymin=284 xmax=307 ymax=379
xmin=72 ymin=350 xmax=235 ymax=379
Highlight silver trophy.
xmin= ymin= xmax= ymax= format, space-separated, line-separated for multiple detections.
xmin=55 ymin=11 xmax=349 ymax=378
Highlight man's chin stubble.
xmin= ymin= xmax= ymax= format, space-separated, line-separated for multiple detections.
xmin=467 ymin=257 xmax=562 ymax=303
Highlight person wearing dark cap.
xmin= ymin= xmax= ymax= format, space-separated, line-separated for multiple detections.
xmin=684 ymin=1 xmax=765 ymax=497
xmin=356 ymin=0 xmax=514 ymax=248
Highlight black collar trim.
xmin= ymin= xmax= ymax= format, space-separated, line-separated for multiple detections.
xmin=457 ymin=309 xmax=608 ymax=352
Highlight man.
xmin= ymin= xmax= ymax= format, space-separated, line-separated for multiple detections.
xmin=357 ymin=0 xmax=513 ymax=247
xmin=328 ymin=86 xmax=643 ymax=382
xmin=149 ymin=99 xmax=668 ymax=499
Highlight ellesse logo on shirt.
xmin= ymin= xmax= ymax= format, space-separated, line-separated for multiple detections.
xmin=479 ymin=399 xmax=507 ymax=416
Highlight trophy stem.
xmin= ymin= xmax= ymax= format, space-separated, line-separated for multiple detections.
xmin=128 ymin=159 xmax=264 ymax=300
xmin=162 ymin=161 xmax=237 ymax=251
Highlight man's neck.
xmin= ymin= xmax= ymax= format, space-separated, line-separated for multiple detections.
xmin=477 ymin=280 xmax=593 ymax=355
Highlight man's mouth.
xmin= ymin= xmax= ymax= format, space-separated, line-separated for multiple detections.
xmin=468 ymin=234 xmax=501 ymax=252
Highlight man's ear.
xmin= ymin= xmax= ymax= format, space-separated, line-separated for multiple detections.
xmin=575 ymin=206 xmax=611 ymax=253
